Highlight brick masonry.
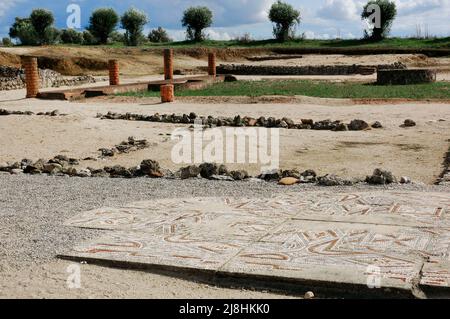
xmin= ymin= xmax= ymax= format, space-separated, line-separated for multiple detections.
xmin=21 ymin=56 xmax=39 ymax=98
xmin=164 ymin=49 xmax=174 ymax=81
xmin=160 ymin=84 xmax=174 ymax=103
xmin=208 ymin=52 xmax=216 ymax=77
xmin=108 ymin=60 xmax=120 ymax=86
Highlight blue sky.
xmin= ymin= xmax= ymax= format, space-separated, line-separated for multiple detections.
xmin=1 ymin=0 xmax=449 ymax=40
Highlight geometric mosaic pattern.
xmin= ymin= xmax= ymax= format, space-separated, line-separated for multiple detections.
xmin=61 ymin=191 xmax=450 ymax=295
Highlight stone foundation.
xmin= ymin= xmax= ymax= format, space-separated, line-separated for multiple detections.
xmin=217 ymin=64 xmax=380 ymax=76
xmin=377 ymin=69 xmax=437 ymax=85
xmin=0 ymin=65 xmax=96 ymax=91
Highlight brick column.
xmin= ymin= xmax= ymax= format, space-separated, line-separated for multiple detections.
xmin=208 ymin=52 xmax=216 ymax=77
xmin=164 ymin=49 xmax=174 ymax=81
xmin=21 ymin=56 xmax=39 ymax=98
xmin=108 ymin=60 xmax=120 ymax=86
xmin=160 ymin=84 xmax=174 ymax=103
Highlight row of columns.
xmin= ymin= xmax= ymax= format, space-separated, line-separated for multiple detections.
xmin=21 ymin=50 xmax=217 ymax=102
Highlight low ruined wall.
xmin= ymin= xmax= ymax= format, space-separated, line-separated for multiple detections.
xmin=377 ymin=69 xmax=436 ymax=85
xmin=217 ymin=64 xmax=382 ymax=76
xmin=0 ymin=66 xmax=96 ymax=91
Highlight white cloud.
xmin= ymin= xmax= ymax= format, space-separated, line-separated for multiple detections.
xmin=317 ymin=0 xmax=362 ymax=21
xmin=0 ymin=0 xmax=23 ymax=18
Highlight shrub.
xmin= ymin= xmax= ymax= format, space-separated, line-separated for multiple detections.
xmin=268 ymin=1 xmax=301 ymax=42
xmin=88 ymin=8 xmax=119 ymax=44
xmin=61 ymin=29 xmax=84 ymax=44
xmin=234 ymin=33 xmax=253 ymax=44
xmin=30 ymin=9 xmax=55 ymax=44
xmin=361 ymin=0 xmax=397 ymax=41
xmin=121 ymin=8 xmax=148 ymax=46
xmin=9 ymin=17 xmax=39 ymax=45
xmin=148 ymin=27 xmax=172 ymax=43
xmin=2 ymin=37 xmax=13 ymax=46
xmin=182 ymin=6 xmax=213 ymax=41
xmin=82 ymin=30 xmax=95 ymax=45
xmin=109 ymin=31 xmax=125 ymax=44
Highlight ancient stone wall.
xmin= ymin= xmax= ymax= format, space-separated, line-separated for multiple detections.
xmin=377 ymin=69 xmax=436 ymax=85
xmin=0 ymin=65 xmax=96 ymax=91
xmin=217 ymin=64 xmax=380 ymax=76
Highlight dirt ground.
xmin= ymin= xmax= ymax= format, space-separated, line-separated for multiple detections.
xmin=0 ymin=260 xmax=291 ymax=299
xmin=0 ymin=90 xmax=449 ymax=184
xmin=2 ymin=46 xmax=450 ymax=76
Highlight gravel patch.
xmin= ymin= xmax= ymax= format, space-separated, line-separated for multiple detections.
xmin=1 ymin=174 xmax=449 ymax=270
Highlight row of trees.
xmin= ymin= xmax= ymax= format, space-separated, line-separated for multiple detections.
xmin=6 ymin=0 xmax=397 ymax=46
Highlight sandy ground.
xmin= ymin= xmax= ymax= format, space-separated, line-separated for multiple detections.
xmin=0 ymin=87 xmax=449 ymax=183
xmin=0 ymin=259 xmax=292 ymax=299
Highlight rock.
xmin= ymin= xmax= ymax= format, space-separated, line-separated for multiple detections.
xmin=258 ymin=169 xmax=282 ymax=181
xmin=400 ymin=176 xmax=411 ymax=184
xmin=224 ymin=75 xmax=238 ymax=82
xmin=304 ymin=291 xmax=315 ymax=299
xmin=76 ymin=168 xmax=91 ymax=178
xmin=318 ymin=174 xmax=350 ymax=186
xmin=300 ymin=170 xmax=317 ymax=183
xmin=180 ymin=165 xmax=200 ymax=179
xmin=229 ymin=170 xmax=249 ymax=181
xmin=218 ymin=164 xmax=229 ymax=176
xmin=371 ymin=121 xmax=383 ymax=129
xmin=279 ymin=120 xmax=288 ymax=129
xmin=62 ymin=167 xmax=78 ymax=176
xmin=366 ymin=168 xmax=397 ymax=185
xmin=90 ymin=168 xmax=109 ymax=178
xmin=10 ymin=168 xmax=23 ymax=175
xmin=348 ymin=119 xmax=370 ymax=131
xmin=301 ymin=119 xmax=314 ymax=126
xmin=0 ymin=162 xmax=9 ymax=172
xmin=402 ymin=119 xmax=416 ymax=127
xmin=50 ymin=110 xmax=59 ymax=116
xmin=99 ymin=148 xmax=114 ymax=157
xmin=105 ymin=165 xmax=132 ymax=178
xmin=282 ymin=117 xmax=295 ymax=128
xmin=199 ymin=163 xmax=218 ymax=179
xmin=278 ymin=177 xmax=299 ymax=185
xmin=140 ymin=160 xmax=163 ymax=178
xmin=43 ymin=163 xmax=62 ymax=174
xmin=282 ymin=169 xmax=301 ymax=179
xmin=210 ymin=175 xmax=235 ymax=181
xmin=333 ymin=123 xmax=349 ymax=131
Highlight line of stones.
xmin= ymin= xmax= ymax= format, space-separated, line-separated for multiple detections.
xmin=0 ymin=154 xmax=411 ymax=186
xmin=99 ymin=112 xmax=382 ymax=131
xmin=0 ymin=109 xmax=63 ymax=116
xmin=437 ymin=146 xmax=450 ymax=185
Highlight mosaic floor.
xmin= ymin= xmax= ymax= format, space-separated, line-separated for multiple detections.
xmin=62 ymin=191 xmax=450 ymax=296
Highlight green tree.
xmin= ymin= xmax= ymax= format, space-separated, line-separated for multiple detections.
xmin=9 ymin=17 xmax=38 ymax=45
xmin=2 ymin=37 xmax=13 ymax=46
xmin=361 ymin=0 xmax=397 ymax=41
xmin=88 ymin=8 xmax=119 ymax=44
xmin=121 ymin=8 xmax=148 ymax=46
xmin=82 ymin=30 xmax=95 ymax=45
xmin=61 ymin=29 xmax=84 ymax=44
xmin=182 ymin=6 xmax=213 ymax=41
xmin=268 ymin=1 xmax=301 ymax=42
xmin=148 ymin=27 xmax=172 ymax=43
xmin=30 ymin=9 xmax=55 ymax=44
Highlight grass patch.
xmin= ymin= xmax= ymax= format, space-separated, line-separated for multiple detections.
xmin=119 ymin=80 xmax=450 ymax=100
xmin=50 ymin=37 xmax=450 ymax=49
